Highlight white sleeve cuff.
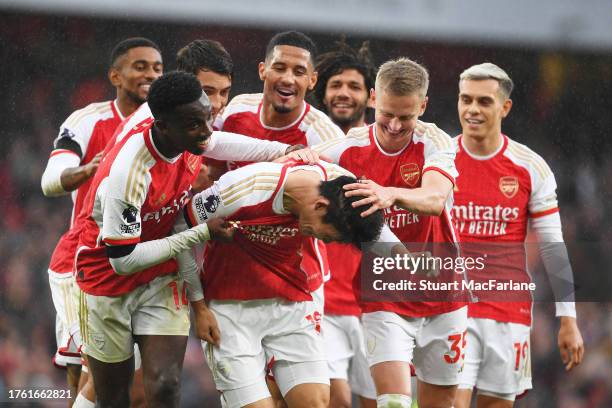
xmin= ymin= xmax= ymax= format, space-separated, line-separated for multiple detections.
xmin=41 ymin=151 xmax=80 ymax=197
xmin=555 ymin=301 xmax=577 ymax=318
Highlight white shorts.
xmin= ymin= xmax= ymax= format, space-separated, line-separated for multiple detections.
xmin=458 ymin=317 xmax=532 ymax=395
xmin=362 ymin=307 xmax=468 ymax=386
xmin=204 ymin=297 xmax=329 ymax=406
xmin=49 ymin=270 xmax=82 ymax=367
xmin=80 ymin=274 xmax=190 ymax=363
xmin=323 ymin=314 xmax=376 ymax=400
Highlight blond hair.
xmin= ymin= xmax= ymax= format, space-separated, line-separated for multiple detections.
xmin=459 ymin=62 xmax=514 ymax=99
xmin=375 ymin=57 xmax=429 ymax=98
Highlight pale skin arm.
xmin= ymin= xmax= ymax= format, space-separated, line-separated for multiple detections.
xmin=558 ymin=316 xmax=584 ymax=371
xmin=344 ymin=170 xmax=453 ymax=217
xmin=61 ymin=151 xmax=102 ymax=191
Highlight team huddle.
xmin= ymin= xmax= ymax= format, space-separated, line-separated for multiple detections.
xmin=41 ymin=32 xmax=584 ymax=408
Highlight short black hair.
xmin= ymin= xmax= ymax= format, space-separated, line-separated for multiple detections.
xmin=319 ymin=176 xmax=384 ymax=246
xmin=265 ymin=31 xmax=317 ymax=63
xmin=313 ymin=38 xmax=376 ymax=111
xmin=110 ymin=37 xmax=161 ymax=68
xmin=148 ymin=71 xmax=203 ymax=119
xmin=176 ymin=39 xmax=233 ymax=77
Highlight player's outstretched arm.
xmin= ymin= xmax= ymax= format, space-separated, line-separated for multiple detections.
xmin=344 ymin=171 xmax=453 ymax=217
xmin=106 ymin=220 xmax=218 ymax=276
xmin=204 ymin=131 xmax=290 ymax=162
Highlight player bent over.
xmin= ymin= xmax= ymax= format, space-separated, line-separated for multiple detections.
xmin=182 ymin=159 xmax=406 ymax=408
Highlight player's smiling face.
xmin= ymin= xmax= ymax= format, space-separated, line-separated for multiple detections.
xmin=163 ymin=97 xmax=214 ymax=156
xmin=259 ymin=45 xmax=317 ymax=114
xmin=111 ymin=47 xmax=163 ymax=105
xmin=374 ymin=89 xmax=427 ymax=151
xmin=458 ymin=79 xmax=512 ymax=140
xmin=196 ymin=70 xmax=232 ymax=120
xmin=324 ymin=68 xmax=370 ymax=127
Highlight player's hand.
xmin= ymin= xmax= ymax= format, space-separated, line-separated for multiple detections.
xmin=344 ymin=179 xmax=396 ymax=217
xmin=84 ymin=152 xmax=103 ymax=178
xmin=558 ymin=316 xmax=584 ymax=371
xmin=207 ymin=219 xmax=236 ymax=242
xmin=191 ymin=300 xmax=221 ymax=346
xmin=276 ymin=145 xmax=332 ymax=164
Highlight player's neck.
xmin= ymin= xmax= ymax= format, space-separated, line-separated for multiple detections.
xmin=375 ymin=124 xmax=412 ymax=153
xmin=261 ymin=101 xmax=305 ymax=129
xmin=339 ymin=117 xmax=366 ymax=135
xmin=462 ymin=132 xmax=503 ymax=157
xmin=116 ymin=97 xmax=141 ymax=118
xmin=150 ymin=126 xmax=180 ymax=159
xmin=283 ymin=171 xmax=320 ymax=214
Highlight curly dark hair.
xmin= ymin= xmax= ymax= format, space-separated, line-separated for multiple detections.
xmin=148 ymin=71 xmax=204 ymax=119
xmin=265 ymin=31 xmax=317 ymax=64
xmin=312 ymin=37 xmax=376 ymax=112
xmin=110 ymin=37 xmax=161 ymax=68
xmin=319 ymin=176 xmax=384 ymax=246
xmin=176 ymin=39 xmax=233 ymax=77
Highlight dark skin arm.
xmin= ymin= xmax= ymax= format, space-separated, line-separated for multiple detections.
xmin=60 ymin=151 xmax=102 ymax=191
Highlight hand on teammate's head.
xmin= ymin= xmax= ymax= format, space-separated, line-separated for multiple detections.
xmin=343 ymin=179 xmax=395 ymax=217
xmin=275 ymin=146 xmax=330 ymax=165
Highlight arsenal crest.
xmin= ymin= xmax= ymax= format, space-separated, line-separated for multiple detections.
xmin=400 ymin=163 xmax=420 ymax=187
xmin=499 ymin=176 xmax=519 ymax=198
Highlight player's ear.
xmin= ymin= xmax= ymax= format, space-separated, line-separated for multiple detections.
xmin=258 ymin=62 xmax=266 ymax=81
xmin=108 ymin=67 xmax=121 ymax=87
xmin=367 ymin=88 xmax=376 ymax=108
xmin=314 ymin=197 xmax=330 ymax=213
xmin=154 ymin=118 xmax=168 ymax=133
xmin=418 ymin=95 xmax=429 ymax=116
xmin=308 ymin=70 xmax=318 ymax=91
xmin=501 ymin=98 xmax=513 ymax=118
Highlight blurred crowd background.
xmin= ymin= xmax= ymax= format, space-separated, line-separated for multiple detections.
xmin=0 ymin=6 xmax=611 ymax=408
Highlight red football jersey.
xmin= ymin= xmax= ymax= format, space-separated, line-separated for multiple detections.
xmin=218 ymin=93 xmax=345 ymax=291
xmin=185 ymin=161 xmax=354 ymax=301
xmin=453 ymin=135 xmax=559 ymax=325
xmin=49 ymin=101 xmax=124 ymax=274
xmin=315 ymin=122 xmax=464 ymax=317
xmin=75 ymin=119 xmax=202 ymax=296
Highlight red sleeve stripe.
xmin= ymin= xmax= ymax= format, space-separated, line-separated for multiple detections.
xmin=50 ymin=149 xmax=80 ymax=158
xmin=529 ymin=207 xmax=559 ymax=218
xmin=423 ymin=167 xmax=456 ymax=186
xmin=103 ymin=237 xmax=141 ymax=246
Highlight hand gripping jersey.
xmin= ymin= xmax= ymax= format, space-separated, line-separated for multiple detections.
xmin=453 ymin=135 xmax=559 ymax=325
xmin=75 ymin=118 xmax=202 ymax=296
xmin=217 ymin=93 xmax=346 ymax=290
xmin=185 ymin=161 xmax=353 ymax=301
xmin=314 ymin=122 xmax=464 ymax=317
xmin=48 ymin=101 xmax=124 ymax=274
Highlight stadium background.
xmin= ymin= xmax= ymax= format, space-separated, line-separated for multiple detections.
xmin=0 ymin=1 xmax=611 ymax=407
